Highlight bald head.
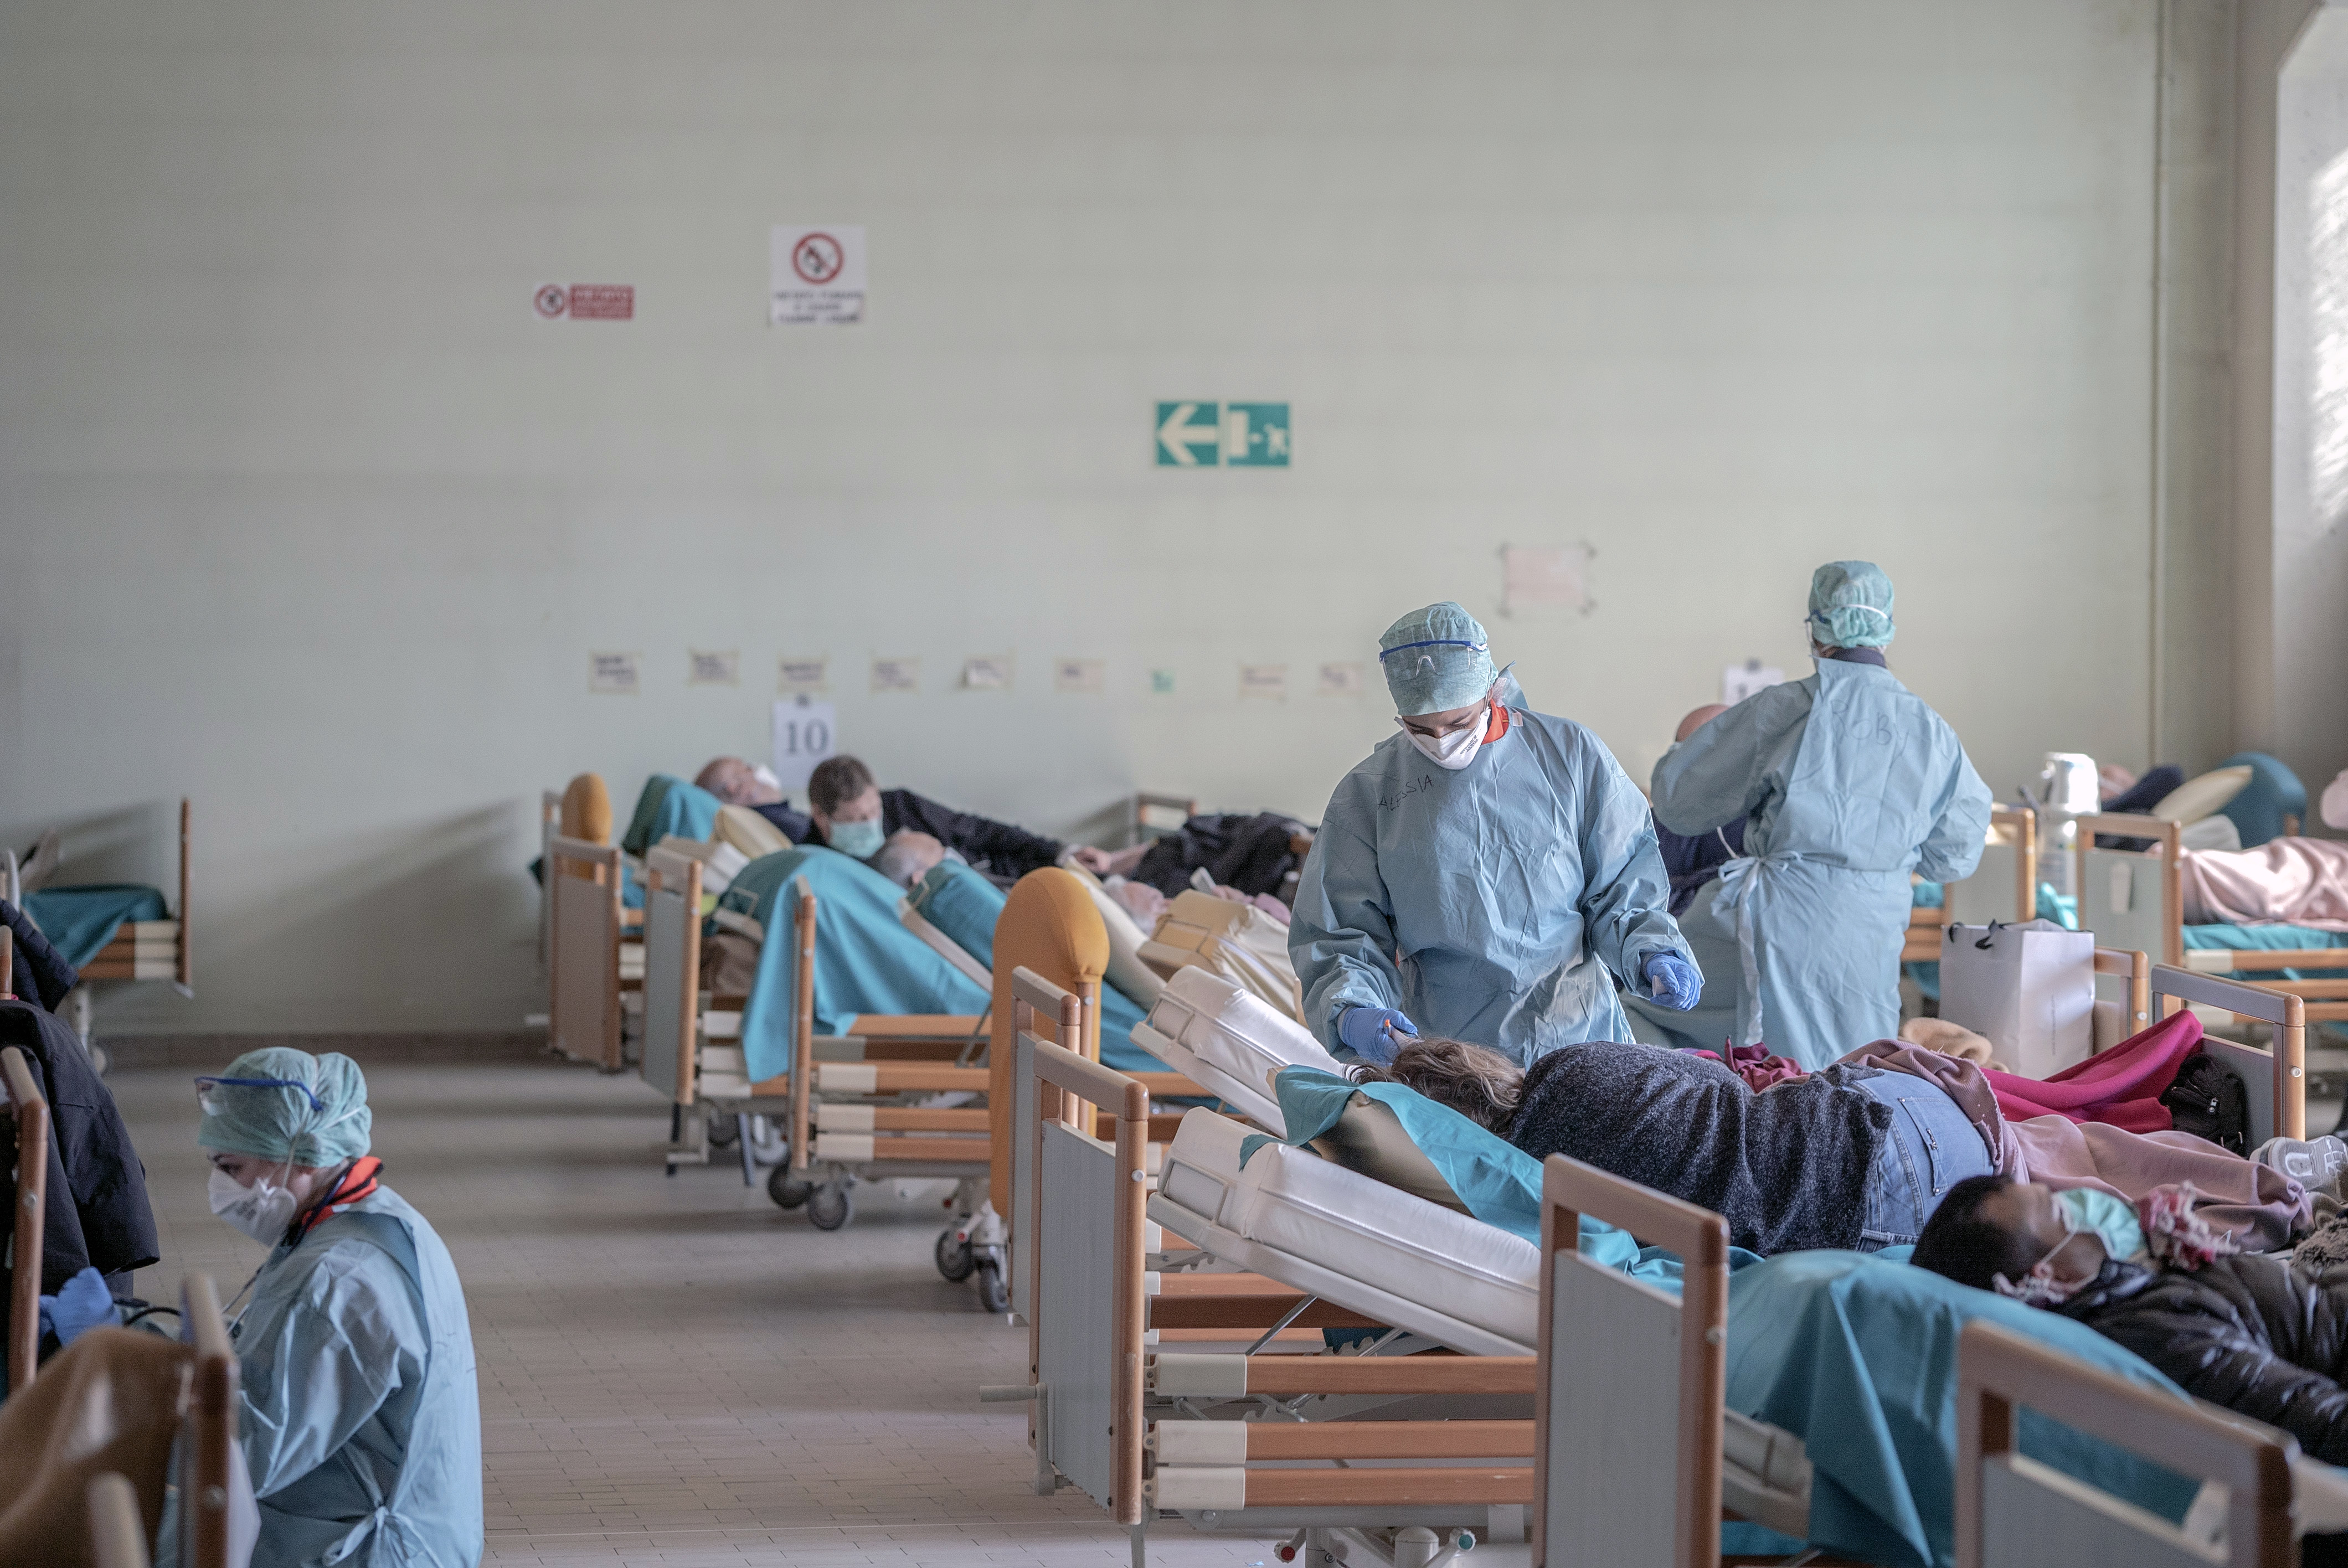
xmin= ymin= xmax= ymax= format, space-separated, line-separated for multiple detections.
xmin=696 ymin=757 xmax=781 ymax=807
xmin=1676 ymin=705 xmax=1728 ymax=744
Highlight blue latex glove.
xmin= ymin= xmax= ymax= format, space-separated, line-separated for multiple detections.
xmin=1337 ymin=1006 xmax=1420 ymax=1064
xmin=1641 ymin=951 xmax=1703 ymax=1012
xmin=37 ymin=1266 xmax=116 ymax=1348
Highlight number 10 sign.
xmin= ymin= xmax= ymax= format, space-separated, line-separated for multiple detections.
xmin=770 ymin=698 xmax=838 ymax=793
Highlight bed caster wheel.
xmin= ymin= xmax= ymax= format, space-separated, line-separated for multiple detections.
xmin=974 ymin=1258 xmax=1010 ymax=1314
xmin=807 ymin=1183 xmax=854 ymax=1231
xmin=745 ymin=1117 xmax=787 ymax=1167
xmin=768 ymin=1169 xmax=814 ymax=1209
xmin=709 ymin=1114 xmax=740 ymax=1148
xmin=935 ymin=1228 xmax=976 ymax=1282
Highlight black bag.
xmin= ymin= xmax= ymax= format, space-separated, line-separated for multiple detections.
xmin=2162 ymin=1053 xmax=2249 ymax=1155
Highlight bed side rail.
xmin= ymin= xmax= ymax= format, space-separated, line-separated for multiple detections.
xmin=1956 ymin=1319 xmax=2292 ymax=1568
xmin=1132 ymin=792 xmax=1198 ymax=847
xmin=547 ymin=834 xmax=625 ymax=1071
xmin=181 ymin=1272 xmax=241 ymax=1568
xmin=1013 ymin=968 xmax=1151 ymax=1524
xmin=1533 ymin=1155 xmax=1731 ymax=1568
xmin=641 ymin=848 xmax=704 ymax=1106
xmin=4 ymin=1045 xmax=47 ymax=1393
xmin=2152 ymin=964 xmax=2305 ymax=1142
xmin=2073 ymin=813 xmax=2185 ymax=967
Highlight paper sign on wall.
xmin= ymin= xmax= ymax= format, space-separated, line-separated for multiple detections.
xmin=871 ymin=656 xmax=921 ymax=694
xmin=770 ymin=698 xmax=838 ymax=793
xmin=1239 ymin=664 xmax=1288 ymax=700
xmin=1316 ymin=662 xmax=1364 ymax=698
xmin=961 ymin=656 xmax=1012 ymax=691
xmin=688 ymin=649 xmax=739 ymax=686
xmin=777 ymin=656 xmax=829 ymax=695
xmin=1054 ymin=658 xmax=1104 ymax=694
xmin=1501 ymin=543 xmax=1596 ymax=616
xmin=771 ymin=226 xmax=867 ymax=325
xmin=589 ymin=652 xmax=640 ymax=695
xmin=1722 ymin=661 xmax=1784 ymax=705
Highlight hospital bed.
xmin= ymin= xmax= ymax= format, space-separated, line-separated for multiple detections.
xmin=1133 ymin=792 xmax=1201 ymax=847
xmin=635 ymin=847 xmax=774 ymax=1182
xmin=6 ymin=1043 xmax=48 ymax=1392
xmin=2074 ymin=812 xmax=2348 ymax=1030
xmin=998 ymin=968 xmax=1538 ymax=1566
xmin=1954 ymin=1318 xmax=2348 ymax=1568
xmin=8 ymin=798 xmax=194 ymax=1061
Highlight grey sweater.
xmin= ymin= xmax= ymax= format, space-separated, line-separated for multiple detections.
xmin=1506 ymin=1042 xmax=1892 ymax=1254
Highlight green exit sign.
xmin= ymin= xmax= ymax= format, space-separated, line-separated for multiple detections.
xmin=1155 ymin=401 xmax=1290 ymax=467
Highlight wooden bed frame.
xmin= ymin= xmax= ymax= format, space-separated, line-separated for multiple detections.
xmin=544 ymin=834 xmax=629 ymax=1071
xmin=2154 ymin=962 xmax=2306 ymax=1142
xmin=2074 ymin=812 xmax=2348 ymax=1027
xmin=1006 ymin=969 xmax=1537 ymax=1563
xmin=1957 ymin=1319 xmax=2293 ymax=1568
xmin=4 ymin=1044 xmax=47 ymax=1393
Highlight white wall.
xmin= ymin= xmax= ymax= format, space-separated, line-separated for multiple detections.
xmin=1 ymin=1 xmax=2177 ymax=1033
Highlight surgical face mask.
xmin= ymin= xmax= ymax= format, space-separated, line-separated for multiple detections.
xmin=209 ymin=1166 xmax=300 ymax=1246
xmin=828 ymin=818 xmax=885 ymax=859
xmin=1991 ymin=1216 xmax=2107 ymax=1308
xmin=750 ymin=763 xmax=782 ymax=793
xmin=1399 ymin=706 xmax=1487 ymax=771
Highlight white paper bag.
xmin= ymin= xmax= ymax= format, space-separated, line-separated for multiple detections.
xmin=1938 ymin=920 xmax=2095 ymax=1078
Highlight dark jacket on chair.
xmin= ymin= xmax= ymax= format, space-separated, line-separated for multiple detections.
xmin=0 ymin=1000 xmax=159 ymax=1301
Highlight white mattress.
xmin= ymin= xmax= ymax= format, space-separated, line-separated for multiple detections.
xmin=1151 ymin=1106 xmax=1539 ymax=1354
xmin=1137 ymin=969 xmax=1344 ymax=1133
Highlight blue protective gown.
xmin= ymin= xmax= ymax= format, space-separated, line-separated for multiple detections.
xmin=231 ymin=1184 xmax=482 ymax=1568
xmin=1290 ymin=707 xmax=1692 ymax=1066
xmin=1650 ymin=657 xmax=1992 ymax=1070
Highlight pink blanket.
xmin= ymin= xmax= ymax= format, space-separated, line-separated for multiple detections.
xmin=2008 ymin=1115 xmax=2310 ymax=1252
xmin=1981 ymin=1009 xmax=2201 ymax=1132
xmin=2180 ymin=837 xmax=2348 ymax=931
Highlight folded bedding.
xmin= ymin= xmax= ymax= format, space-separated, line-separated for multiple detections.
xmin=22 ymin=884 xmax=168 ymax=971
xmin=729 ymin=848 xmax=989 ymax=1082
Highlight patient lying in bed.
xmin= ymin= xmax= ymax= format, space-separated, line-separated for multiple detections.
xmin=1354 ymin=1036 xmax=1992 ymax=1254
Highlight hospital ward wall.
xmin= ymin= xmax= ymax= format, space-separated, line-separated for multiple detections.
xmin=0 ymin=2 xmax=2212 ymax=1033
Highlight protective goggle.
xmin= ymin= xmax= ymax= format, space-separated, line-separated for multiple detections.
xmin=195 ymin=1074 xmax=325 ymax=1117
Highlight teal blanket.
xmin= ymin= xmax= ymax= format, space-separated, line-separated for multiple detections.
xmin=1723 ymin=1250 xmax=2197 ymax=1567
xmin=730 ymin=848 xmax=990 ymax=1082
xmin=23 ymin=884 xmax=168 ymax=969
xmin=620 ymin=775 xmax=721 ymax=858
xmin=905 ymin=863 xmax=1165 ymax=1075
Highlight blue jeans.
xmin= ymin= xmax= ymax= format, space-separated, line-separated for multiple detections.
xmin=1852 ymin=1071 xmax=1991 ymax=1250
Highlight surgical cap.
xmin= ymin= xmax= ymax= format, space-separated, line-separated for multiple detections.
xmin=1807 ymin=560 xmax=1896 ymax=648
xmin=197 ymin=1047 xmax=373 ymax=1165
xmin=1379 ymin=602 xmax=1500 ymax=716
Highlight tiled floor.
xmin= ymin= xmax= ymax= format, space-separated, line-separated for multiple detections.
xmin=110 ymin=1055 xmax=1276 ymax=1565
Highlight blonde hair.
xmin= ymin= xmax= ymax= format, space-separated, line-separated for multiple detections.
xmin=1349 ymin=1037 xmax=1525 ymax=1136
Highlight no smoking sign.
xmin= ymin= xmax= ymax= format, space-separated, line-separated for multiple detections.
xmin=771 ymin=224 xmax=866 ymax=325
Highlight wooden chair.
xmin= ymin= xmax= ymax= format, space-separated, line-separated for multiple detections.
xmin=1957 ymin=1318 xmax=2293 ymax=1568
xmin=4 ymin=1043 xmax=47 ymax=1394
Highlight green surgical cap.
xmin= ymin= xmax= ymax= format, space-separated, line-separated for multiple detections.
xmin=1379 ymin=601 xmax=1500 ymax=716
xmin=1807 ymin=560 xmax=1896 ymax=648
xmin=197 ymin=1046 xmax=373 ymax=1165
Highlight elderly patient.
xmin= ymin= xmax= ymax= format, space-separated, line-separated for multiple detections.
xmin=1355 ymin=1036 xmax=1990 ymax=1255
xmin=1913 ymin=1173 xmax=2348 ymax=1468
xmin=695 ymin=756 xmax=815 ymax=843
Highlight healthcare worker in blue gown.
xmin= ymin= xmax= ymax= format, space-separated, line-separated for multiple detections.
xmin=1650 ymin=561 xmax=1993 ymax=1071
xmin=191 ymin=1048 xmax=482 ymax=1568
xmin=1291 ymin=601 xmax=1702 ymax=1067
